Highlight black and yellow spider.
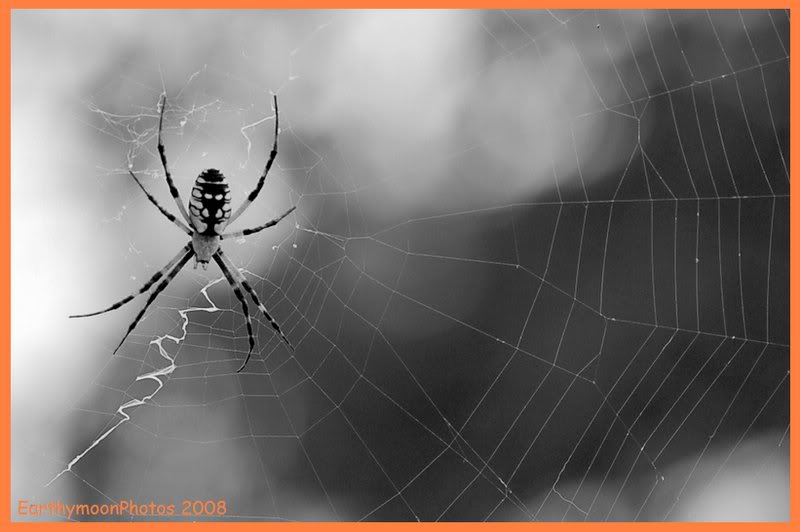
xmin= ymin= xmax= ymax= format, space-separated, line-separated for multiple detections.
xmin=71 ymin=94 xmax=296 ymax=372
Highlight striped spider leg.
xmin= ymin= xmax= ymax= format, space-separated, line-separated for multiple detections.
xmin=127 ymin=170 xmax=192 ymax=235
xmin=213 ymin=248 xmax=295 ymax=372
xmin=71 ymin=93 xmax=296 ymax=371
xmin=220 ymin=205 xmax=296 ymax=241
xmin=111 ymin=247 xmax=194 ymax=353
xmin=69 ymin=243 xmax=195 ymax=354
xmin=69 ymin=243 xmax=193 ymax=320
xmin=156 ymin=94 xmax=193 ymax=226
xmin=228 ymin=94 xmax=280 ymax=225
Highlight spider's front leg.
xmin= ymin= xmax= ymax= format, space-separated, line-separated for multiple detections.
xmin=213 ymin=249 xmax=294 ymax=372
xmin=213 ymin=254 xmax=256 ymax=372
xmin=112 ymin=245 xmax=194 ymax=354
xmin=70 ymin=243 xmax=193 ymax=318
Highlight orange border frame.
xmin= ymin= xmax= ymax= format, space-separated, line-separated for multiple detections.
xmin=1 ymin=4 xmax=795 ymax=529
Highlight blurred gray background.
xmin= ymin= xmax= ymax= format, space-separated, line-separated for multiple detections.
xmin=12 ymin=10 xmax=789 ymax=521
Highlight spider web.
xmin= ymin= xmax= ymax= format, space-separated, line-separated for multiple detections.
xmin=13 ymin=10 xmax=789 ymax=521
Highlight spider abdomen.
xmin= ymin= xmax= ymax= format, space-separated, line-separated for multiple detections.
xmin=189 ymin=168 xmax=232 ymax=235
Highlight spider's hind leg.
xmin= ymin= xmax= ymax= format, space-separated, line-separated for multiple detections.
xmin=156 ymin=94 xmax=193 ymax=226
xmin=127 ymin=170 xmax=192 ymax=236
xmin=228 ymin=95 xmax=280 ymax=225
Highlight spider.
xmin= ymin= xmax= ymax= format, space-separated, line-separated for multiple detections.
xmin=71 ymin=94 xmax=296 ymax=372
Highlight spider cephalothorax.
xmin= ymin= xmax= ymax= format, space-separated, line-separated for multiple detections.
xmin=71 ymin=94 xmax=295 ymax=372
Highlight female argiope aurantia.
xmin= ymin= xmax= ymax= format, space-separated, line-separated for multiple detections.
xmin=71 ymin=94 xmax=296 ymax=372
